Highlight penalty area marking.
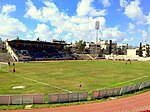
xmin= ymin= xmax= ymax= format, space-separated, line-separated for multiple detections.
xmin=11 ymin=73 xmax=72 ymax=93
xmin=102 ymin=74 xmax=150 ymax=89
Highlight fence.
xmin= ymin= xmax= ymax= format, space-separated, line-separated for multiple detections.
xmin=91 ymin=81 xmax=150 ymax=100
xmin=91 ymin=88 xmax=121 ymax=100
xmin=0 ymin=81 xmax=150 ymax=105
xmin=48 ymin=92 xmax=88 ymax=103
xmin=0 ymin=94 xmax=44 ymax=105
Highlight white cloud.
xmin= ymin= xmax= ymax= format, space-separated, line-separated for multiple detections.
xmin=121 ymin=0 xmax=150 ymax=26
xmin=24 ymin=0 xmax=43 ymax=21
xmin=101 ymin=0 xmax=111 ymax=8
xmin=123 ymin=0 xmax=147 ymax=24
xmin=76 ymin=0 xmax=106 ymax=17
xmin=76 ymin=0 xmax=92 ymax=17
xmin=127 ymin=23 xmax=135 ymax=34
xmin=2 ymin=4 xmax=16 ymax=15
xmin=128 ymin=23 xmax=135 ymax=30
xmin=34 ymin=23 xmax=52 ymax=41
xmin=149 ymin=25 xmax=150 ymax=37
xmin=0 ymin=14 xmax=27 ymax=40
xmin=24 ymin=0 xmax=128 ymax=43
xmin=25 ymin=0 xmax=68 ymax=25
xmin=64 ymin=33 xmax=72 ymax=40
xmin=142 ymin=30 xmax=148 ymax=42
xmin=90 ymin=9 xmax=106 ymax=17
xmin=101 ymin=27 xmax=126 ymax=42
xmin=120 ymin=0 xmax=128 ymax=8
xmin=123 ymin=37 xmax=134 ymax=43
xmin=124 ymin=0 xmax=142 ymax=19
xmin=138 ymin=29 xmax=149 ymax=42
xmin=120 ymin=0 xmax=150 ymax=25
xmin=146 ymin=13 xmax=150 ymax=25
xmin=24 ymin=0 xmax=107 ymax=42
xmin=26 ymin=31 xmax=34 ymax=39
xmin=0 ymin=4 xmax=27 ymax=40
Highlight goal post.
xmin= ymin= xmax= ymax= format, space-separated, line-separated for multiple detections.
xmin=0 ymin=62 xmax=9 ymax=71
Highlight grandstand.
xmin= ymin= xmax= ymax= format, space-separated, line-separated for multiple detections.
xmin=6 ymin=39 xmax=74 ymax=61
xmin=0 ymin=53 xmax=13 ymax=62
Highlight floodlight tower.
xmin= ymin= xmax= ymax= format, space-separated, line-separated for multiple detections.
xmin=148 ymin=24 xmax=150 ymax=42
xmin=95 ymin=21 xmax=99 ymax=58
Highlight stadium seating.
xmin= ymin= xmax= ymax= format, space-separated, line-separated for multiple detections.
xmin=8 ymin=40 xmax=73 ymax=61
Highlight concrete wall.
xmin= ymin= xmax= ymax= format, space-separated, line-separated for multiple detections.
xmin=5 ymin=41 xmax=19 ymax=61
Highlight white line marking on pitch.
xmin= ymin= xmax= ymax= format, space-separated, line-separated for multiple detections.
xmin=102 ymin=74 xmax=150 ymax=89
xmin=12 ymin=73 xmax=72 ymax=93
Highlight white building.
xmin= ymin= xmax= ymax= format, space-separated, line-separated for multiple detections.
xmin=98 ymin=40 xmax=109 ymax=49
xmin=142 ymin=43 xmax=150 ymax=57
xmin=127 ymin=49 xmax=139 ymax=57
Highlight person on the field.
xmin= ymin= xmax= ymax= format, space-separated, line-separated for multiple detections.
xmin=8 ymin=61 xmax=10 ymax=66
xmin=79 ymin=84 xmax=82 ymax=87
xmin=13 ymin=68 xmax=15 ymax=73
xmin=125 ymin=61 xmax=127 ymax=65
xmin=125 ymin=59 xmax=131 ymax=65
xmin=129 ymin=59 xmax=132 ymax=64
xmin=13 ymin=63 xmax=15 ymax=66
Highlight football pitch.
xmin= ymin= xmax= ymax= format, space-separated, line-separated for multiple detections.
xmin=0 ymin=60 xmax=150 ymax=96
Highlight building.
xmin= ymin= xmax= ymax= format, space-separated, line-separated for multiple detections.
xmin=117 ymin=43 xmax=128 ymax=55
xmin=142 ymin=43 xmax=150 ymax=57
xmin=89 ymin=43 xmax=101 ymax=56
xmin=84 ymin=40 xmax=117 ymax=57
xmin=85 ymin=42 xmax=101 ymax=56
xmin=98 ymin=40 xmax=117 ymax=55
xmin=127 ymin=49 xmax=139 ymax=57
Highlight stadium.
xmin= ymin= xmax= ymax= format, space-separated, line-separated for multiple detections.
xmin=0 ymin=38 xmax=150 ymax=112
xmin=0 ymin=0 xmax=150 ymax=111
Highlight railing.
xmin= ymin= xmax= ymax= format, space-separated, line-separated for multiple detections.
xmin=0 ymin=81 xmax=150 ymax=105
xmin=91 ymin=81 xmax=150 ymax=100
xmin=0 ymin=94 xmax=44 ymax=105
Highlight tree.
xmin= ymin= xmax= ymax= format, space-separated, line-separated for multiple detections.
xmin=5 ymin=39 xmax=9 ymax=42
xmin=64 ymin=45 xmax=71 ymax=53
xmin=116 ymin=47 xmax=122 ymax=55
xmin=76 ymin=40 xmax=86 ymax=53
xmin=146 ymin=44 xmax=150 ymax=57
xmin=139 ymin=42 xmax=143 ymax=57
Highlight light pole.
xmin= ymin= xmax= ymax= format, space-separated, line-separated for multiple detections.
xmin=148 ymin=24 xmax=150 ymax=42
xmin=95 ymin=21 xmax=99 ymax=58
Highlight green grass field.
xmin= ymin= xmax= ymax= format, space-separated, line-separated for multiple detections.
xmin=0 ymin=60 xmax=150 ymax=96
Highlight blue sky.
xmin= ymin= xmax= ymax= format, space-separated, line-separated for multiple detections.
xmin=0 ymin=0 xmax=150 ymax=46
